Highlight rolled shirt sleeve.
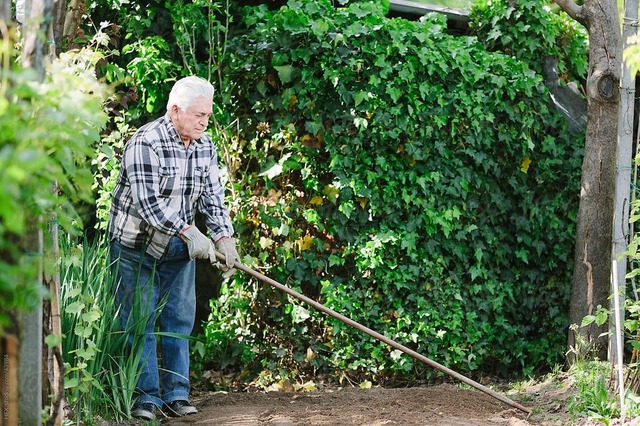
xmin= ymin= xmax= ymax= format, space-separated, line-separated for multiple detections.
xmin=198 ymin=148 xmax=234 ymax=242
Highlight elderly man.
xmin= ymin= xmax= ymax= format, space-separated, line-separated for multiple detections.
xmin=108 ymin=76 xmax=239 ymax=420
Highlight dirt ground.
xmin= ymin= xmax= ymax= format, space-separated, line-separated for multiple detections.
xmin=159 ymin=375 xmax=614 ymax=426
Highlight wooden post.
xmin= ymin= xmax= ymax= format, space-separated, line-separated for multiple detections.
xmin=45 ymin=212 xmax=64 ymax=426
xmin=610 ymin=0 xmax=637 ymax=364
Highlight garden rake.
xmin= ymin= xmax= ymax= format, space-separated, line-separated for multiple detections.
xmin=211 ymin=251 xmax=531 ymax=415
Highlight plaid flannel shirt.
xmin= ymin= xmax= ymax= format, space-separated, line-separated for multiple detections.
xmin=108 ymin=113 xmax=234 ymax=259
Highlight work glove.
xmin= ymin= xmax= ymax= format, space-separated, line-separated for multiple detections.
xmin=179 ymin=225 xmax=211 ymax=259
xmin=209 ymin=237 xmax=239 ymax=278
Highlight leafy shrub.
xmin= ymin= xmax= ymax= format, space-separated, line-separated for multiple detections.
xmin=469 ymin=0 xmax=588 ymax=82
xmin=93 ymin=115 xmax=131 ymax=229
xmin=0 ymin=41 xmax=109 ymax=330
xmin=198 ymin=0 xmax=584 ymax=381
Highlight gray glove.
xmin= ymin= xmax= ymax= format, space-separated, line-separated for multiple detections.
xmin=210 ymin=237 xmax=239 ymax=278
xmin=179 ymin=225 xmax=211 ymax=259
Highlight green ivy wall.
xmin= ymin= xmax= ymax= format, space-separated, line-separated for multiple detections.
xmin=197 ymin=0 xmax=586 ymax=381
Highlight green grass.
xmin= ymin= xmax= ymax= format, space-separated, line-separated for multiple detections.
xmin=60 ymin=237 xmax=156 ymax=423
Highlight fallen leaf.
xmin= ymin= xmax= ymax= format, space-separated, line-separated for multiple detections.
xmin=359 ymin=380 xmax=372 ymax=389
xmin=294 ymin=381 xmax=317 ymax=392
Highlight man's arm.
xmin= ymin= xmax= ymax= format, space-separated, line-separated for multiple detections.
xmin=198 ymin=148 xmax=235 ymax=241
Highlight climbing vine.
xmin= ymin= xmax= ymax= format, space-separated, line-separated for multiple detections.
xmin=197 ymin=0 xmax=585 ymax=381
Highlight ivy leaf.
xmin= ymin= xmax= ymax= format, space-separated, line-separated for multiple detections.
xmin=297 ymin=235 xmax=314 ymax=250
xmin=580 ymin=315 xmax=596 ymax=328
xmin=309 ymin=195 xmax=323 ymax=205
xmin=338 ymin=200 xmax=355 ymax=218
xmin=291 ymin=304 xmax=311 ymax=323
xmin=322 ymin=185 xmax=340 ymax=203
xmin=273 ymin=65 xmax=298 ymax=84
xmin=354 ymin=91 xmax=370 ymax=107
xmin=385 ymin=86 xmax=402 ymax=102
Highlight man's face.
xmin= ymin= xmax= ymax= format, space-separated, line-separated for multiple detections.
xmin=171 ymin=96 xmax=213 ymax=142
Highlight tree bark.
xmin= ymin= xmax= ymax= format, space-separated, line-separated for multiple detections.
xmin=557 ymin=0 xmax=622 ymax=363
xmin=62 ymin=0 xmax=85 ymax=42
xmin=51 ymin=0 xmax=66 ymax=55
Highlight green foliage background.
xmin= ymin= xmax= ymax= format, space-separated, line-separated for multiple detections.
xmin=88 ymin=0 xmax=587 ymax=382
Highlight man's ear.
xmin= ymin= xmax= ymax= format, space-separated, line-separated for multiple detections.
xmin=170 ymin=104 xmax=180 ymax=120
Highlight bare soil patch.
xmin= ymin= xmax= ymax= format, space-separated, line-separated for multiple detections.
xmin=161 ymin=377 xmax=577 ymax=426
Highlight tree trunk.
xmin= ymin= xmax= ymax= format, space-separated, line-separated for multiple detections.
xmin=51 ymin=0 xmax=66 ymax=55
xmin=62 ymin=0 xmax=85 ymax=42
xmin=555 ymin=0 xmax=622 ymax=363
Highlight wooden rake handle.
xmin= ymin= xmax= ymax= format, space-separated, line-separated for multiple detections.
xmin=214 ymin=252 xmax=531 ymax=415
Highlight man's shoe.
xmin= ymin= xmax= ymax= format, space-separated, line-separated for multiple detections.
xmin=165 ymin=400 xmax=198 ymax=417
xmin=131 ymin=402 xmax=157 ymax=421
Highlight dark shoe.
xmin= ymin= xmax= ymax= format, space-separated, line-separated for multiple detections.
xmin=131 ymin=402 xmax=157 ymax=421
xmin=165 ymin=400 xmax=198 ymax=417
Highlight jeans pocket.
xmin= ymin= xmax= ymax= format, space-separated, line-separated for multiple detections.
xmin=164 ymin=236 xmax=190 ymax=261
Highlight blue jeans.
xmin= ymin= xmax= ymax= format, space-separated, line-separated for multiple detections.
xmin=110 ymin=237 xmax=196 ymax=408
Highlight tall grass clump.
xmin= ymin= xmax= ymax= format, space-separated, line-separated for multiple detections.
xmin=60 ymin=237 xmax=154 ymax=422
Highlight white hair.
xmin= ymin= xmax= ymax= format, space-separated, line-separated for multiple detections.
xmin=166 ymin=76 xmax=214 ymax=111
